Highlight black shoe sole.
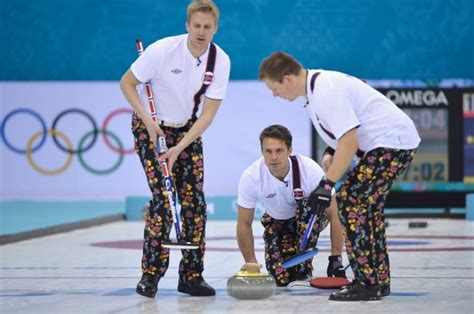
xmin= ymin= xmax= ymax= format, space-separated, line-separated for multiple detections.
xmin=329 ymin=298 xmax=382 ymax=302
xmin=329 ymin=289 xmax=382 ymax=302
xmin=329 ymin=295 xmax=382 ymax=302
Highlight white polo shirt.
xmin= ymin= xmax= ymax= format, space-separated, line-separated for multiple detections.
xmin=305 ymin=70 xmax=421 ymax=152
xmin=131 ymin=34 xmax=231 ymax=124
xmin=238 ymin=154 xmax=325 ymax=220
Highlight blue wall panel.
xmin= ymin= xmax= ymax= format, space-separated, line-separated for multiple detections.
xmin=1 ymin=0 xmax=473 ymax=80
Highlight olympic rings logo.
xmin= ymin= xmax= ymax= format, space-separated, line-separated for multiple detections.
xmin=1 ymin=107 xmax=135 ymax=175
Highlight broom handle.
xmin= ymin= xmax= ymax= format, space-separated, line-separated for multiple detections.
xmin=300 ymin=213 xmax=316 ymax=250
xmin=135 ymin=39 xmax=182 ymax=240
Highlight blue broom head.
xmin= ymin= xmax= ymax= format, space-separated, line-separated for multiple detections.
xmin=282 ymin=248 xmax=319 ymax=268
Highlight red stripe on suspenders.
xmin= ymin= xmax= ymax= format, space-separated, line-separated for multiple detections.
xmin=309 ymin=72 xmax=365 ymax=159
xmin=191 ymin=43 xmax=217 ymax=120
xmin=289 ymin=155 xmax=304 ymax=202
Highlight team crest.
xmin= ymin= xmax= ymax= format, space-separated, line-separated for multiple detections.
xmin=203 ymin=71 xmax=214 ymax=85
xmin=293 ymin=188 xmax=304 ymax=200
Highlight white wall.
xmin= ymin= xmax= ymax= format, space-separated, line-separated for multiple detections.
xmin=0 ymin=81 xmax=311 ymax=201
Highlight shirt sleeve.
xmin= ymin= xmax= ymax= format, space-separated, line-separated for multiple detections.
xmin=319 ymin=87 xmax=360 ymax=140
xmin=130 ymin=41 xmax=163 ymax=83
xmin=205 ymin=50 xmax=230 ymax=100
xmin=237 ymin=171 xmax=258 ymax=209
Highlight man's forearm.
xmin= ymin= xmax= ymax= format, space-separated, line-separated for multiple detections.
xmin=328 ymin=198 xmax=345 ymax=255
xmin=175 ymin=98 xmax=221 ymax=153
xmin=330 ymin=217 xmax=344 ymax=255
xmin=119 ymin=70 xmax=152 ymax=125
xmin=236 ymin=222 xmax=258 ymax=263
xmin=326 ymin=129 xmax=359 ymax=183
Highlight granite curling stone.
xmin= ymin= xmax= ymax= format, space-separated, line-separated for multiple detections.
xmin=226 ymin=271 xmax=276 ymax=300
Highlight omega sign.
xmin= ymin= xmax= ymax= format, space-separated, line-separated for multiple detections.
xmin=385 ymin=90 xmax=449 ymax=107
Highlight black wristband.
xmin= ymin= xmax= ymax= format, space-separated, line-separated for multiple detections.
xmin=322 ymin=177 xmax=336 ymax=188
xmin=323 ymin=146 xmax=335 ymax=156
xmin=328 ymin=255 xmax=342 ymax=262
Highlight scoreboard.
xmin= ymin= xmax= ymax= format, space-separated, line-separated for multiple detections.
xmin=379 ymin=88 xmax=449 ymax=182
xmin=312 ymin=88 xmax=473 ymax=183
xmin=464 ymin=92 xmax=474 ymax=183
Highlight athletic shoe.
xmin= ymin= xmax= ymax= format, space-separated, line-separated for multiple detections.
xmin=136 ymin=273 xmax=160 ymax=298
xmin=178 ymin=277 xmax=216 ymax=296
xmin=329 ymin=280 xmax=381 ymax=302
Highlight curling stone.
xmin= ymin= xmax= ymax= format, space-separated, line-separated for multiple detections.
xmin=227 ymin=271 xmax=276 ymax=300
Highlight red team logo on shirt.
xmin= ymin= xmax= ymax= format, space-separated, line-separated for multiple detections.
xmin=203 ymin=71 xmax=214 ymax=85
xmin=293 ymin=188 xmax=304 ymax=200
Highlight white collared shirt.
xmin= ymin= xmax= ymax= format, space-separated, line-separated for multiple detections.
xmin=131 ymin=34 xmax=231 ymax=124
xmin=305 ymin=69 xmax=421 ymax=152
xmin=237 ymin=154 xmax=325 ymax=220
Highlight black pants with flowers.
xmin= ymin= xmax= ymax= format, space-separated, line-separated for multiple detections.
xmin=337 ymin=148 xmax=416 ymax=287
xmin=261 ymin=203 xmax=327 ymax=286
xmin=132 ymin=113 xmax=207 ymax=282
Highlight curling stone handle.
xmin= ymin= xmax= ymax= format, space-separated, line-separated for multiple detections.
xmin=241 ymin=263 xmax=262 ymax=273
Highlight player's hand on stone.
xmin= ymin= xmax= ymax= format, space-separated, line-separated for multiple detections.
xmin=241 ymin=263 xmax=262 ymax=273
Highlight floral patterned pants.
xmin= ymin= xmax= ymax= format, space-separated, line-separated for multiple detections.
xmin=132 ymin=113 xmax=207 ymax=282
xmin=337 ymin=148 xmax=416 ymax=287
xmin=260 ymin=204 xmax=328 ymax=286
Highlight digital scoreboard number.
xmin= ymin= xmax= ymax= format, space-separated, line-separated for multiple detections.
xmin=380 ymin=89 xmax=449 ymax=182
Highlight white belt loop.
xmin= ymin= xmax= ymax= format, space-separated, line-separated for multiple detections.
xmin=157 ymin=119 xmax=187 ymax=128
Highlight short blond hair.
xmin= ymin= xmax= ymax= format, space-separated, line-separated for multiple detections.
xmin=187 ymin=0 xmax=220 ymax=24
xmin=259 ymin=51 xmax=303 ymax=83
